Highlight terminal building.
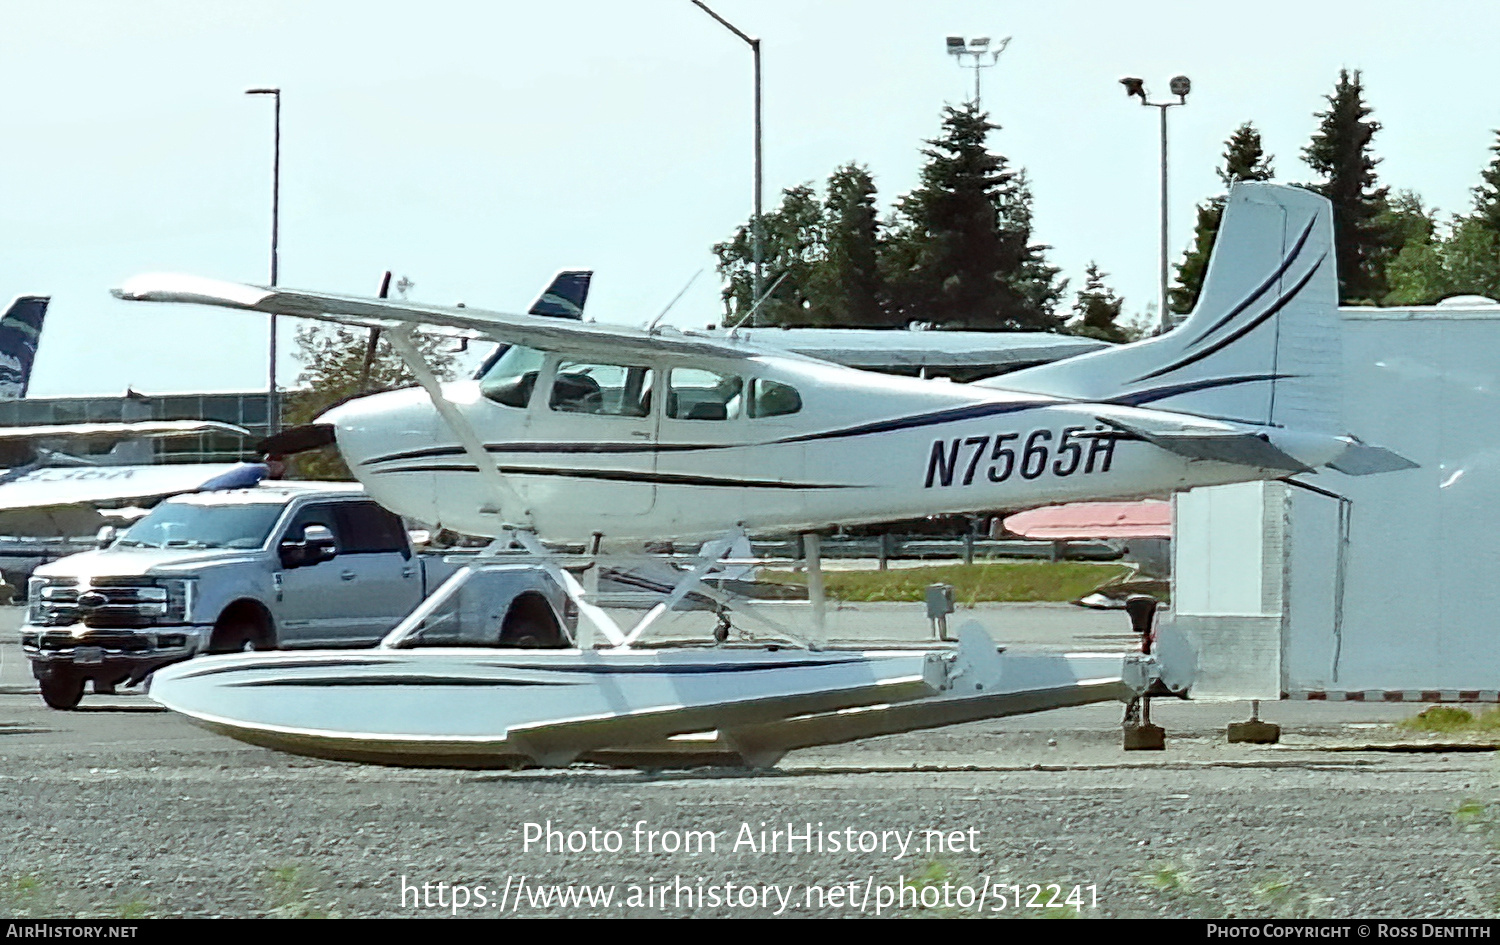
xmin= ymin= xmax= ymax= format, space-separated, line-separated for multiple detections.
xmin=2 ymin=389 xmax=274 ymax=464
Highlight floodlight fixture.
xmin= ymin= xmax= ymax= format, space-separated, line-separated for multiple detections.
xmin=946 ymin=34 xmax=1010 ymax=106
xmin=1169 ymin=74 xmax=1191 ymax=101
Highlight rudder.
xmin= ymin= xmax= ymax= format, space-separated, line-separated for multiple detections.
xmin=986 ymin=183 xmax=1340 ymax=433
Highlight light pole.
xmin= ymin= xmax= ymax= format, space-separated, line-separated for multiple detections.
xmin=690 ymin=1 xmax=763 ymax=323
xmin=945 ymin=35 xmax=1010 ymax=108
xmin=1120 ymin=75 xmax=1190 ymax=335
xmin=245 ymin=87 xmax=281 ymax=433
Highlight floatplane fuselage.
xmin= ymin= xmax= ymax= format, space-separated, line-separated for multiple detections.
xmin=322 ymin=355 xmax=1341 ymax=546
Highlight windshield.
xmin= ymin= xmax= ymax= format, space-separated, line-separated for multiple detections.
xmin=118 ymin=502 xmax=286 ymax=550
xmin=479 ymin=345 xmax=547 ymax=408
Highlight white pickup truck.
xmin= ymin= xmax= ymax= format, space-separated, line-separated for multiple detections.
xmin=21 ymin=482 xmax=571 ymax=709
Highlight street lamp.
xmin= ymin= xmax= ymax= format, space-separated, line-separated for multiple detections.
xmin=690 ymin=0 xmax=764 ymax=323
xmin=245 ymin=87 xmax=281 ymax=433
xmin=945 ymin=35 xmax=1011 ymax=107
xmin=1120 ymin=75 xmax=1190 ymax=334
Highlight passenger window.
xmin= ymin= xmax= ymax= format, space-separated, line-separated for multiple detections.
xmin=479 ymin=345 xmax=546 ymax=408
xmin=549 ymin=361 xmax=654 ymax=418
xmin=334 ymin=503 xmax=409 ymax=556
xmin=666 ymin=369 xmax=742 ymax=421
xmin=748 ymin=378 xmax=802 ymax=418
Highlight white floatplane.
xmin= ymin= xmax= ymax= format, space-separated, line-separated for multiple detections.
xmin=122 ymin=183 xmax=1409 ymax=767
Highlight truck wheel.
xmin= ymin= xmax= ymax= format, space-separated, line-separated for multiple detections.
xmin=209 ymin=605 xmax=275 ymax=654
xmin=40 ymin=672 xmax=85 ymax=710
xmin=498 ymin=593 xmax=568 ymax=649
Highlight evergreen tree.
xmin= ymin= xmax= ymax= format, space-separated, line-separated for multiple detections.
xmin=284 ymin=324 xmax=456 ymax=479
xmin=1378 ymin=192 xmax=1443 ymax=305
xmin=1170 ymin=123 xmax=1273 ymax=315
xmin=1302 ymin=69 xmax=1390 ymax=303
xmin=810 ymin=163 xmax=889 ymax=327
xmin=1442 ymin=216 xmax=1500 ymax=297
xmin=1382 ymin=134 xmax=1500 ymax=305
xmin=1472 ymin=130 xmax=1500 ymax=235
xmin=1457 ymin=131 xmax=1500 ymax=298
xmin=712 ymin=185 xmax=825 ymax=327
xmin=1067 ymin=262 xmax=1129 ymax=343
xmin=1376 ymin=190 xmax=1436 ymax=250
xmin=881 ymin=103 xmax=1064 ymax=330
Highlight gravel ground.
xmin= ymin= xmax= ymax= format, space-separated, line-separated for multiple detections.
xmin=1 ymin=604 xmax=1497 ymax=919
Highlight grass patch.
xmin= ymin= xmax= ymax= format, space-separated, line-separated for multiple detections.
xmin=1 ymin=873 xmax=59 ymax=917
xmin=763 ymin=561 xmax=1132 ymax=604
xmin=1398 ymin=705 xmax=1500 ymax=734
xmin=263 ymin=864 xmax=341 ymax=919
xmin=1251 ymin=874 xmax=1331 ymax=918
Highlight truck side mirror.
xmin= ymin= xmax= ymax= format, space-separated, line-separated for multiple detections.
xmin=303 ymin=525 xmax=338 ymax=564
xmin=95 ymin=525 xmax=117 ymax=549
xmin=279 ymin=524 xmax=338 ymax=568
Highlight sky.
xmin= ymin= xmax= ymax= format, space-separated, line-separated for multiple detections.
xmin=3 ymin=0 xmax=1499 ymax=397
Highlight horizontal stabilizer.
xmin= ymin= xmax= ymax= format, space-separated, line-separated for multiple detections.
xmin=1101 ymin=417 xmax=1314 ymax=474
xmin=1327 ymin=440 xmax=1420 ymax=476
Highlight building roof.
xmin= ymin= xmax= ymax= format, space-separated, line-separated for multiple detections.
xmin=1003 ymin=500 xmax=1171 ymax=540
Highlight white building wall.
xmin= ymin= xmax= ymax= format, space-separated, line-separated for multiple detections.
xmin=1169 ymin=307 xmax=1500 ymax=699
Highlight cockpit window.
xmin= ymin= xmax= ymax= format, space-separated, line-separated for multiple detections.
xmin=748 ymin=378 xmax=802 ymax=418
xmin=549 ymin=361 xmax=654 ymax=418
xmin=666 ymin=369 xmax=742 ymax=421
xmin=479 ymin=345 xmax=546 ymax=408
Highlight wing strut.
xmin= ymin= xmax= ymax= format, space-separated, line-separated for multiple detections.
xmin=384 ymin=327 xmax=527 ymax=529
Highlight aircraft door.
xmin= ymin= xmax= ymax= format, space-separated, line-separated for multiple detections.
xmin=526 ymin=359 xmax=657 ymax=518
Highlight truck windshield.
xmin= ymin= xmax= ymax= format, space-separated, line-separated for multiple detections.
xmin=117 ymin=502 xmax=286 ymax=550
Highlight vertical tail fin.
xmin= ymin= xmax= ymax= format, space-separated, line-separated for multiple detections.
xmin=527 ymin=270 xmax=593 ymax=320
xmin=991 ymin=183 xmax=1340 ymax=432
xmin=473 ymin=270 xmax=595 ymax=380
xmin=0 ymin=296 xmax=49 ymax=399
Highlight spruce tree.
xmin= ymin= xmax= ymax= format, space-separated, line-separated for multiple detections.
xmin=1169 ymin=123 xmax=1273 ymax=315
xmin=1302 ymin=69 xmax=1390 ymax=303
xmin=881 ymin=103 xmax=1063 ymax=330
xmin=1472 ymin=130 xmax=1500 ymax=235
xmin=812 ymin=163 xmax=889 ymax=327
xmin=1067 ymin=263 xmax=1129 ymax=343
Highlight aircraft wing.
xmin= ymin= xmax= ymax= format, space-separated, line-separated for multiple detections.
xmin=0 ymin=420 xmax=247 ymax=442
xmin=0 ymin=463 xmax=265 ymax=513
xmin=114 ymin=274 xmax=761 ymax=362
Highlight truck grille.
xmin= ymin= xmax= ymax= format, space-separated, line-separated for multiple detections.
xmin=33 ymin=630 xmax=155 ymax=653
xmin=28 ymin=578 xmax=186 ymax=629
